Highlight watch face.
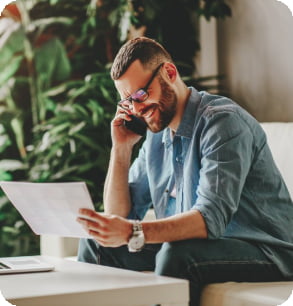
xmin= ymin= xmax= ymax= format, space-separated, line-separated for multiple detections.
xmin=129 ymin=234 xmax=145 ymax=251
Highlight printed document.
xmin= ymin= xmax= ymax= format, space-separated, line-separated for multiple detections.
xmin=0 ymin=181 xmax=95 ymax=238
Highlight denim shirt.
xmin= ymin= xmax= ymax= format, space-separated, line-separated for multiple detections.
xmin=128 ymin=87 xmax=293 ymax=278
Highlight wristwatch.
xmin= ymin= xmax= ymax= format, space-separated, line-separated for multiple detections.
xmin=128 ymin=220 xmax=145 ymax=252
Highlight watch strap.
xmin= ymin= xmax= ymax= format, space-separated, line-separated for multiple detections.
xmin=128 ymin=220 xmax=145 ymax=252
xmin=132 ymin=220 xmax=143 ymax=234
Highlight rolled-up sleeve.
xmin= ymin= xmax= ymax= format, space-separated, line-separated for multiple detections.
xmin=193 ymin=109 xmax=254 ymax=239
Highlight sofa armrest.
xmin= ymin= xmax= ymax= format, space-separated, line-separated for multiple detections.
xmin=261 ymin=122 xmax=293 ymax=198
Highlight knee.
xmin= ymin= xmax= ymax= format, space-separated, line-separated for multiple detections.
xmin=155 ymin=241 xmax=188 ymax=277
xmin=155 ymin=240 xmax=209 ymax=306
xmin=155 ymin=239 xmax=208 ymax=277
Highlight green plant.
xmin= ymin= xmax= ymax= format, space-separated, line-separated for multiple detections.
xmin=118 ymin=0 xmax=231 ymax=75
xmin=0 ymin=0 xmax=231 ymax=256
xmin=0 ymin=0 xmax=74 ymax=255
xmin=28 ymin=71 xmax=116 ymax=206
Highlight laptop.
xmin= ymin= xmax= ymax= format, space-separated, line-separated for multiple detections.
xmin=0 ymin=256 xmax=54 ymax=274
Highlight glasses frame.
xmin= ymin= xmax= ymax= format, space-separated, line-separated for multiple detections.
xmin=118 ymin=63 xmax=164 ymax=107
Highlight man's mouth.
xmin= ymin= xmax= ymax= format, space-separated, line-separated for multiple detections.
xmin=138 ymin=105 xmax=158 ymax=119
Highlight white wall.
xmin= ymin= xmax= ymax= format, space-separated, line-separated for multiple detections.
xmin=216 ymin=0 xmax=293 ymax=122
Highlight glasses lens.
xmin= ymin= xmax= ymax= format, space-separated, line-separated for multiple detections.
xmin=131 ymin=89 xmax=148 ymax=102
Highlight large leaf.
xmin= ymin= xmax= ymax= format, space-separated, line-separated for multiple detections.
xmin=0 ymin=55 xmax=24 ymax=85
xmin=32 ymin=16 xmax=73 ymax=29
xmin=11 ymin=117 xmax=27 ymax=158
xmin=0 ymin=159 xmax=27 ymax=171
xmin=0 ymin=134 xmax=11 ymax=153
xmin=0 ymin=19 xmax=23 ymax=68
xmin=35 ymin=38 xmax=71 ymax=90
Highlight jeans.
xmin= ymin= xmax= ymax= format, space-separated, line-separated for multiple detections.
xmin=78 ymin=238 xmax=285 ymax=306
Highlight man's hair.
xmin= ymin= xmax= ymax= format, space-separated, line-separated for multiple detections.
xmin=110 ymin=37 xmax=173 ymax=80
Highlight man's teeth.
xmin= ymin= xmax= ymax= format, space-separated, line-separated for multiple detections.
xmin=144 ymin=108 xmax=154 ymax=118
xmin=139 ymin=107 xmax=155 ymax=118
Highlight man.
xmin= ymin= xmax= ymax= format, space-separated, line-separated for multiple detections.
xmin=77 ymin=37 xmax=293 ymax=305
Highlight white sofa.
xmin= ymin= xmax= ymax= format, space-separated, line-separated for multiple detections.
xmin=200 ymin=122 xmax=293 ymax=306
xmin=41 ymin=122 xmax=293 ymax=306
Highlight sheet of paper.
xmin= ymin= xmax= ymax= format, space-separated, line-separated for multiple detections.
xmin=0 ymin=181 xmax=95 ymax=238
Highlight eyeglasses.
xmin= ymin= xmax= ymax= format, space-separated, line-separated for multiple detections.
xmin=118 ymin=63 xmax=164 ymax=110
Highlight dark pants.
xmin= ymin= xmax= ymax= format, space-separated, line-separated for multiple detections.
xmin=78 ymin=238 xmax=285 ymax=306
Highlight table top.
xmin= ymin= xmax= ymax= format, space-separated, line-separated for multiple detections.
xmin=0 ymin=256 xmax=189 ymax=306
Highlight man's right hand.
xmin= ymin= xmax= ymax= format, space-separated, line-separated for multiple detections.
xmin=111 ymin=106 xmax=143 ymax=148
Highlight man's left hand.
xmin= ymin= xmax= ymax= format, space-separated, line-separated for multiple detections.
xmin=77 ymin=209 xmax=132 ymax=247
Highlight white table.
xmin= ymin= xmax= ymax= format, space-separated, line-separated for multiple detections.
xmin=0 ymin=256 xmax=189 ymax=306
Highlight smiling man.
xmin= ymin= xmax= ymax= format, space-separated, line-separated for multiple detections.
xmin=77 ymin=37 xmax=293 ymax=305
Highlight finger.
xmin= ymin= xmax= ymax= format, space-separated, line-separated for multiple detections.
xmin=78 ymin=208 xmax=102 ymax=222
xmin=77 ymin=221 xmax=104 ymax=239
xmin=78 ymin=208 xmax=95 ymax=215
xmin=89 ymin=231 xmax=109 ymax=242
xmin=113 ymin=112 xmax=132 ymax=125
xmin=77 ymin=216 xmax=102 ymax=230
xmin=116 ymin=105 xmax=133 ymax=120
xmin=118 ymin=100 xmax=133 ymax=112
xmin=92 ymin=237 xmax=116 ymax=248
xmin=112 ymin=116 xmax=127 ymax=127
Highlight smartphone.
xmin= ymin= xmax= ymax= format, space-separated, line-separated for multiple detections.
xmin=124 ymin=115 xmax=147 ymax=136
xmin=118 ymin=104 xmax=147 ymax=136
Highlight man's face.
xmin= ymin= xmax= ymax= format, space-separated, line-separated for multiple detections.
xmin=115 ymin=60 xmax=177 ymax=133
xmin=145 ymin=75 xmax=177 ymax=132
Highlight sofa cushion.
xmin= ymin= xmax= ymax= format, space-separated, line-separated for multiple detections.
xmin=200 ymin=281 xmax=293 ymax=306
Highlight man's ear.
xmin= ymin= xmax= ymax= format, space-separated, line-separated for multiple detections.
xmin=163 ymin=62 xmax=177 ymax=82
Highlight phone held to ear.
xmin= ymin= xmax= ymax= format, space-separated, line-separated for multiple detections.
xmin=118 ymin=104 xmax=147 ymax=136
xmin=124 ymin=115 xmax=147 ymax=136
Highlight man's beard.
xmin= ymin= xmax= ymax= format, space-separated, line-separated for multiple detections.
xmin=147 ymin=77 xmax=177 ymax=133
